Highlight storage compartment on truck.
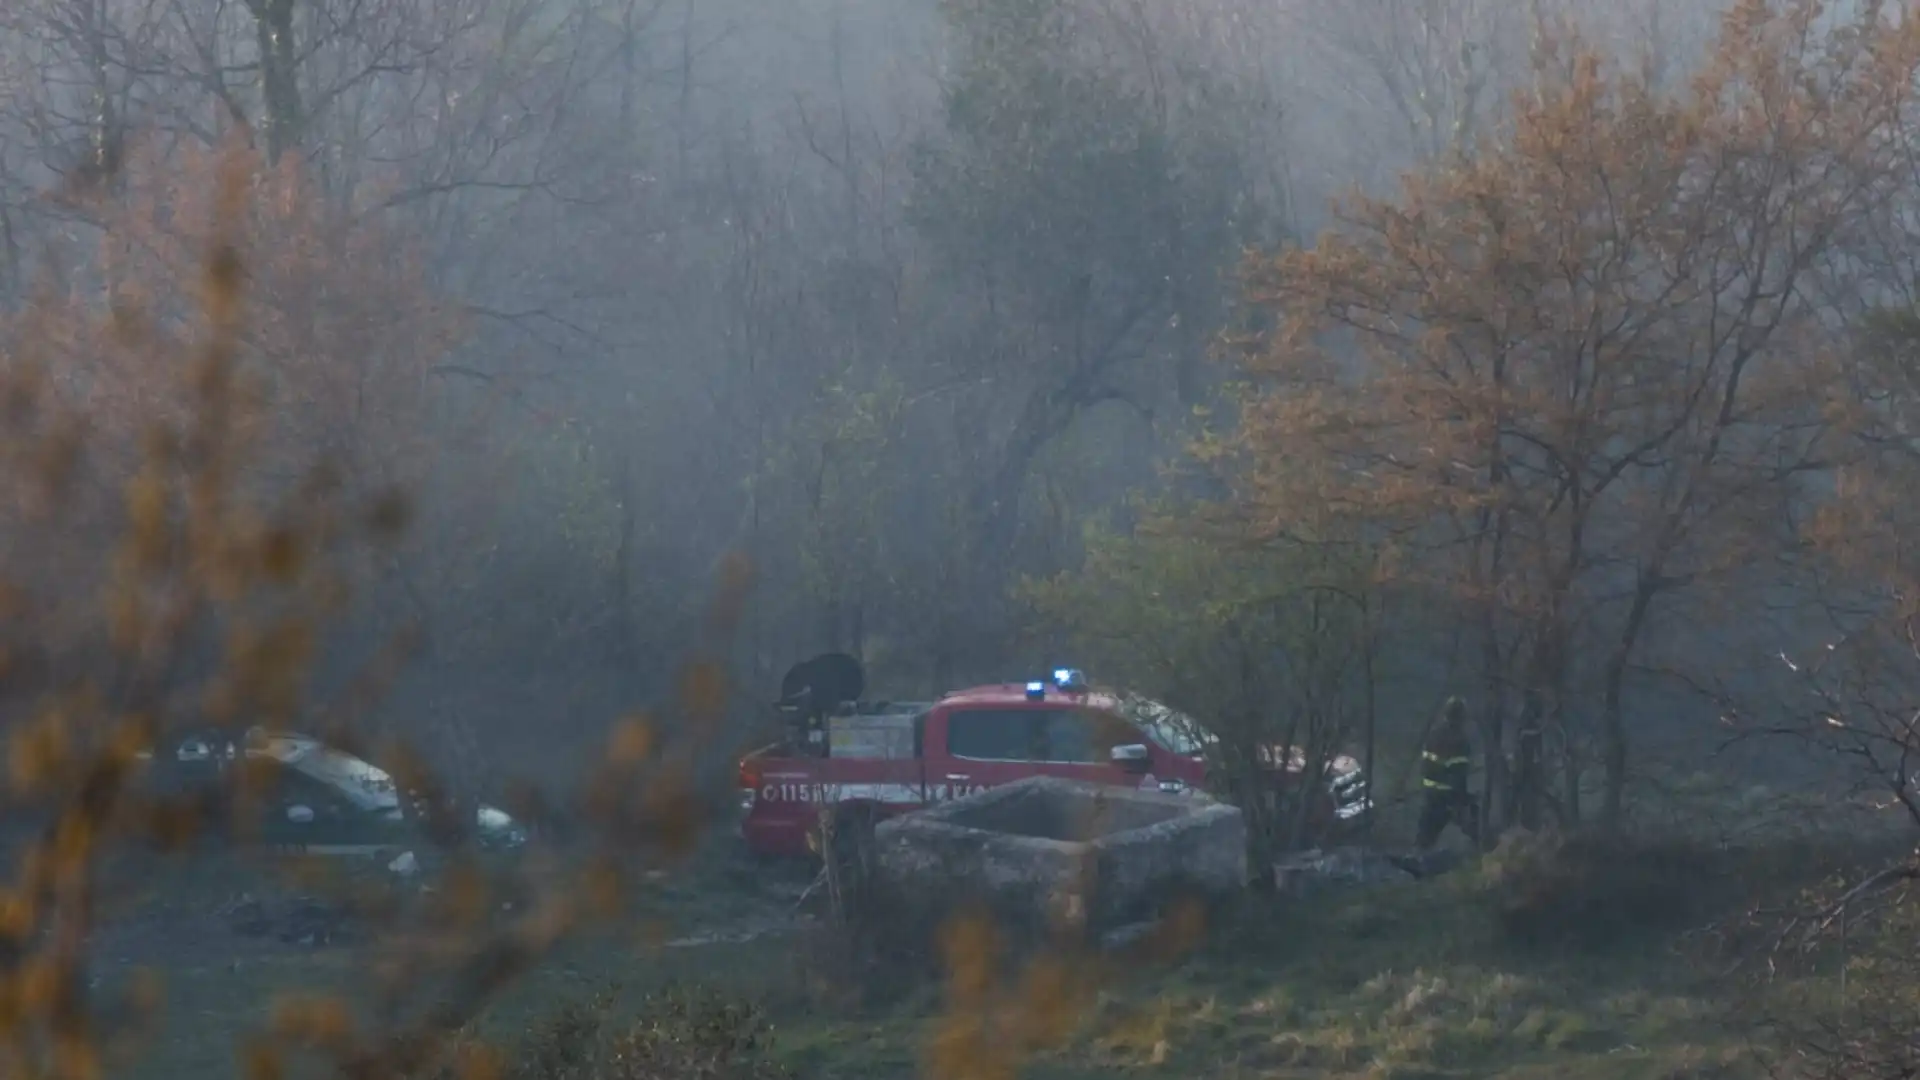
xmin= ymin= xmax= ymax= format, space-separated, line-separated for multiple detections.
xmin=826 ymin=706 xmax=921 ymax=759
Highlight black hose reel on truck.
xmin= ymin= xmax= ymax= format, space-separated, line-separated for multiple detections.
xmin=775 ymin=652 xmax=865 ymax=759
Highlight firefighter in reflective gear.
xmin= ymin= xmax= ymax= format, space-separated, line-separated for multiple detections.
xmin=1417 ymin=697 xmax=1480 ymax=848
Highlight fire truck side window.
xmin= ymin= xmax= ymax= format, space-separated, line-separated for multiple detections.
xmin=1039 ymin=709 xmax=1136 ymax=763
xmin=946 ymin=710 xmax=1041 ymax=761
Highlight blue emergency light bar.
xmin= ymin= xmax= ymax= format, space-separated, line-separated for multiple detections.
xmin=1025 ymin=668 xmax=1087 ymax=700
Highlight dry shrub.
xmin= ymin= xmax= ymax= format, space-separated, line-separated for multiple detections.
xmin=608 ymin=986 xmax=795 ymax=1080
xmin=430 ymin=984 xmax=796 ymax=1080
xmin=0 ymin=137 xmax=452 ymax=716
xmin=1476 ymin=829 xmax=1728 ymax=950
xmin=1730 ymin=860 xmax=1920 ymax=1080
xmin=27 ymin=137 xmax=454 ymax=498
xmin=1246 ymin=967 xmax=1602 ymax=1073
xmin=0 ymin=136 xmax=767 ymax=1080
xmin=0 ymin=137 xmax=417 ymax=1078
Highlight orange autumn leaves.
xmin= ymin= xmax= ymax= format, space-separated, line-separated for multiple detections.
xmin=8 ymin=139 xmax=457 ymax=532
xmin=1230 ymin=0 xmax=1920 ymax=589
xmin=1217 ymin=0 xmax=1920 ymax=827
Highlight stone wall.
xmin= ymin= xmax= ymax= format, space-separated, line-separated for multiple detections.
xmin=872 ymin=777 xmax=1246 ymax=944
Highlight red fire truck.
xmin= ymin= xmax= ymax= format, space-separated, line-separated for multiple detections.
xmin=736 ymin=662 xmax=1372 ymax=858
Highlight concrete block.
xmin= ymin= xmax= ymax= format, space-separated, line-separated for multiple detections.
xmin=874 ymin=776 xmax=1245 ymax=940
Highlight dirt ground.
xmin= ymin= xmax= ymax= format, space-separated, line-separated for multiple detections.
xmin=83 ymin=821 xmax=1837 ymax=1080
xmin=93 ymin=838 xmax=818 ymax=1080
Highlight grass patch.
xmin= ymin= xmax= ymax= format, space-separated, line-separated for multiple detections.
xmin=722 ymin=861 xmax=1763 ymax=1080
xmin=1038 ymin=881 xmax=1744 ymax=1080
xmin=1010 ymin=965 xmax=1741 ymax=1079
xmin=107 ymin=831 xmax=1862 ymax=1080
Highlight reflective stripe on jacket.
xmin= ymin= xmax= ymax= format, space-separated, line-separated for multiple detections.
xmin=1421 ymin=724 xmax=1472 ymax=793
xmin=1420 ymin=750 xmax=1471 ymax=790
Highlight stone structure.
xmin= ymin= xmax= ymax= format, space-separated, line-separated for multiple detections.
xmin=873 ymin=776 xmax=1245 ymax=943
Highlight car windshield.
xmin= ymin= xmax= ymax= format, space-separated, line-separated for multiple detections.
xmin=287 ymin=747 xmax=402 ymax=813
xmin=1116 ymin=696 xmax=1211 ymax=756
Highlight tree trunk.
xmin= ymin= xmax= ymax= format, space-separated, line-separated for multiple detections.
xmin=1233 ymin=639 xmax=1281 ymax=879
xmin=85 ymin=7 xmax=121 ymax=185
xmin=248 ymin=0 xmax=303 ymax=162
xmin=1511 ymin=623 xmax=1569 ymax=830
xmin=971 ymin=405 xmax=1052 ymax=563
xmin=1514 ymin=686 xmax=1544 ymax=830
xmin=611 ymin=455 xmax=639 ymax=666
xmin=1600 ymin=575 xmax=1661 ymax=830
xmin=930 ymin=611 xmax=955 ymax=697
xmin=1600 ymin=696 xmax=1628 ymax=831
xmin=849 ymin=601 xmax=866 ymax=671
xmin=1360 ymin=594 xmax=1380 ymax=841
xmin=1476 ymin=611 xmax=1509 ymax=846
xmin=820 ymin=594 xmax=845 ymax=655
xmin=1557 ymin=694 xmax=1581 ymax=826
xmin=1546 ymin=628 xmax=1578 ymax=826
xmin=1475 ymin=346 xmax=1513 ymax=846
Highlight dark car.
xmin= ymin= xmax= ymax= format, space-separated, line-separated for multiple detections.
xmin=137 ymin=728 xmax=527 ymax=857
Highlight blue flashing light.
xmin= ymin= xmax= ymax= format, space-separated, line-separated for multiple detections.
xmin=1052 ymin=667 xmax=1088 ymax=692
xmin=1025 ymin=680 xmax=1047 ymax=700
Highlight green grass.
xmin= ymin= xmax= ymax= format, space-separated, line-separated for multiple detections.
xmin=101 ymin=837 xmax=1821 ymax=1080
xmin=738 ymin=867 xmax=1765 ymax=1080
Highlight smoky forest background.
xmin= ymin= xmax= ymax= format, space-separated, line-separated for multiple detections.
xmin=11 ymin=0 xmax=1920 ymax=1077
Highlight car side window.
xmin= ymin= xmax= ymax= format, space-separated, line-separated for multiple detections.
xmin=264 ymin=764 xmax=356 ymax=820
xmin=1039 ymin=709 xmax=1139 ymax=763
xmin=946 ymin=710 xmax=1040 ymax=761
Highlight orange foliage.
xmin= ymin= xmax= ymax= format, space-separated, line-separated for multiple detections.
xmin=11 ymin=138 xmax=457 ymax=513
xmin=1232 ymin=0 xmax=1920 ymax=601
xmin=1227 ymin=0 xmax=1920 ymax=824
